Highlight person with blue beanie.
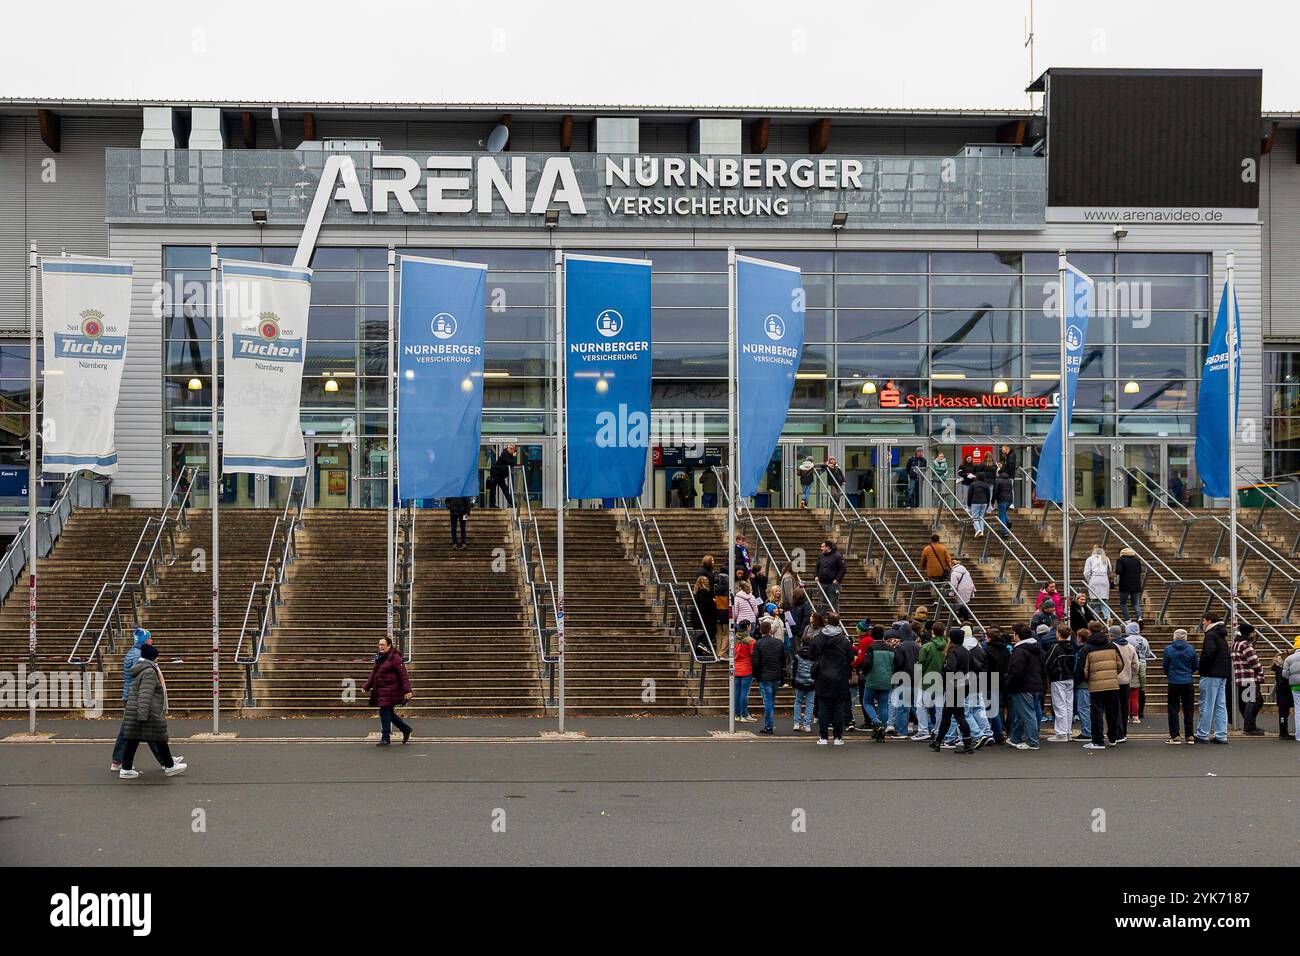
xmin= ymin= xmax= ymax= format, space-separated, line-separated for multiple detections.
xmin=110 ymin=628 xmax=179 ymax=772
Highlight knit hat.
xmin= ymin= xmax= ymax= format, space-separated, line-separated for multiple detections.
xmin=915 ymin=606 xmax=929 ymax=620
xmin=1173 ymin=628 xmax=1189 ymax=641
xmin=1035 ymin=623 xmax=1050 ymax=636
xmin=1293 ymin=636 xmax=1300 ymax=650
xmin=1108 ymin=625 xmax=1122 ymax=639
xmin=1238 ymin=622 xmax=1255 ymax=638
xmin=1125 ymin=621 xmax=1140 ymax=635
xmin=856 ymin=620 xmax=871 ymax=633
xmin=764 ymin=603 xmax=777 ymax=614
xmin=133 ymin=627 xmax=152 ymax=648
xmin=947 ymin=627 xmax=965 ymax=642
xmin=140 ymin=643 xmax=159 ymax=661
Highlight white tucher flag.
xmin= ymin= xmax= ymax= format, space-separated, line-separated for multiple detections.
xmin=221 ymin=259 xmax=313 ymax=476
xmin=41 ymin=256 xmax=134 ymax=476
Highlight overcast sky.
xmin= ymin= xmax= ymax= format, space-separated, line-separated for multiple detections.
xmin=2 ymin=0 xmax=1297 ymax=111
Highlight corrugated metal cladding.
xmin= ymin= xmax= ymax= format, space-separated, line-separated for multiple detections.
xmin=765 ymin=122 xmax=987 ymax=155
xmin=0 ymin=115 xmax=141 ymax=331
xmin=1261 ymin=131 xmax=1300 ymax=338
xmin=1046 ymin=72 xmax=1261 ymax=209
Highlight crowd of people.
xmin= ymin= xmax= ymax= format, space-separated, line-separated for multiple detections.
xmin=710 ymin=536 xmax=1300 ymax=748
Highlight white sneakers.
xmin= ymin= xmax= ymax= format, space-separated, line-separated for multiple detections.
xmin=832 ymin=738 xmax=845 ymax=746
xmin=118 ymin=757 xmax=187 ymax=779
xmin=164 ymin=762 xmax=188 ymax=777
xmin=1082 ymin=742 xmax=1107 ymax=750
xmin=910 ymin=732 xmax=930 ymax=741
xmin=817 ymin=737 xmax=829 ymax=746
xmin=1047 ymin=734 xmax=1071 ymax=742
xmin=118 ymin=768 xmax=140 ymax=779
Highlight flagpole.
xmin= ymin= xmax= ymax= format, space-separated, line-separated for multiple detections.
xmin=554 ymin=249 xmax=567 ymax=733
xmin=726 ymin=246 xmax=737 ymax=735
xmin=1226 ymin=249 xmax=1240 ymax=726
xmin=1058 ymin=249 xmax=1071 ymax=605
xmin=27 ymin=243 xmax=38 ymax=734
xmin=209 ymin=243 xmax=220 ymax=735
xmin=386 ymin=244 xmax=395 ymax=652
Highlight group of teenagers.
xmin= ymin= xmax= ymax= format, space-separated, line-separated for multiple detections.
xmin=703 ymin=571 xmax=1300 ymax=750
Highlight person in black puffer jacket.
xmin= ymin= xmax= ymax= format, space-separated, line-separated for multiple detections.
xmin=1115 ymin=547 xmax=1144 ymax=622
xmin=931 ymin=628 xmax=975 ymax=754
xmin=810 ymin=615 xmax=854 ymax=743
xmin=751 ymin=620 xmax=789 ymax=735
xmin=118 ymin=643 xmax=187 ymax=779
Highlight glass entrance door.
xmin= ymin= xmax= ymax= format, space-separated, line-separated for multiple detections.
xmin=1121 ymin=444 xmax=1162 ymax=508
xmin=1072 ymin=443 xmax=1114 ymax=510
xmin=1166 ymin=444 xmax=1201 ymax=508
xmin=310 ymin=440 xmax=354 ymax=508
xmin=785 ymin=443 xmax=828 ymax=508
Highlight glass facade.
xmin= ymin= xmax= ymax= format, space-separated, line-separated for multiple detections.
xmin=1266 ymin=348 xmax=1300 ymax=479
xmin=161 ymin=246 xmax=1213 ymax=504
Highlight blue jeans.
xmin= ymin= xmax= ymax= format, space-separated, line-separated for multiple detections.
xmin=1010 ymin=692 xmax=1040 ymax=747
xmin=997 ymin=500 xmax=1010 ymax=529
xmin=702 ymin=493 xmax=717 ymax=508
xmin=862 ymin=687 xmax=891 ymax=728
xmin=1119 ymin=591 xmax=1142 ymax=620
xmin=734 ymin=675 xmax=754 ymax=717
xmin=889 ymin=684 xmax=913 ymax=732
xmin=759 ymin=679 xmax=778 ymax=730
xmin=1196 ymin=676 xmax=1229 ymax=742
xmin=801 ymin=484 xmax=812 ymax=505
xmin=970 ymin=502 xmax=988 ymax=532
xmin=946 ymin=690 xmax=991 ymax=741
xmin=1075 ymin=685 xmax=1092 ymax=737
xmin=794 ymin=688 xmax=816 ymax=725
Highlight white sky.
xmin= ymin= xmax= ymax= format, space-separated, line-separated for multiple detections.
xmin=2 ymin=0 xmax=1298 ymax=111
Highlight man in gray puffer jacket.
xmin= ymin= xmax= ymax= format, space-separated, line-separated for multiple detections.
xmin=118 ymin=643 xmax=187 ymax=778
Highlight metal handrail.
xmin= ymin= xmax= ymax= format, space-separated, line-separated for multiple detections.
xmin=1236 ymin=464 xmax=1300 ymax=553
xmin=67 ymin=467 xmax=196 ymax=670
xmin=916 ymin=464 xmax=1119 ymax=625
xmin=393 ymin=503 xmax=416 ymax=660
xmin=508 ymin=465 xmax=558 ymax=706
xmin=711 ymin=464 xmax=834 ymax=611
xmin=1120 ymin=464 xmax=1300 ymax=616
xmin=0 ymin=472 xmax=95 ymax=609
xmin=234 ymin=479 xmax=306 ymax=703
xmin=618 ymin=496 xmax=719 ymax=676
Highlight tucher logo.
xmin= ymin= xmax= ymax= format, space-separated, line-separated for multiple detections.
xmin=431 ymin=312 xmax=458 ymax=340
xmin=763 ymin=313 xmax=786 ymax=341
xmin=49 ymin=885 xmax=151 ymax=936
xmin=54 ymin=309 xmax=125 ymax=360
xmin=233 ymin=311 xmax=303 ymax=363
xmin=596 ymin=309 xmax=623 ymax=338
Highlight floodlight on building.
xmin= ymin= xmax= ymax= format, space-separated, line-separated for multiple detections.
xmin=831 ymin=211 xmax=848 ymax=230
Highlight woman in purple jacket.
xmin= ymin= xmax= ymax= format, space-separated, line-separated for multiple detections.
xmin=364 ymin=637 xmax=414 ymax=746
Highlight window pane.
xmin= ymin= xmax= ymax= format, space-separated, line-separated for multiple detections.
xmin=928 ymin=344 xmax=1020 ymax=379
xmin=834 ymin=274 xmax=925 ymax=309
xmin=930 ymin=275 xmax=1021 ymax=309
xmin=310 ymin=272 xmax=357 ymax=305
xmin=1024 ymin=252 xmax=1114 ymax=275
xmin=647 ymin=249 xmax=726 ymax=272
xmin=652 ymin=344 xmax=727 ymax=377
xmin=308 ymin=307 xmax=359 ymax=340
xmin=931 ymin=309 xmax=1021 ymax=344
xmin=1117 ymin=253 xmax=1207 ymax=275
xmin=653 ymin=308 xmax=726 ymax=341
xmin=1118 ymin=310 xmax=1207 ymax=345
xmin=1118 ymin=346 xmax=1200 ymax=379
xmin=835 ymin=251 xmax=926 ymax=273
xmin=930 ymin=251 xmax=1021 ymax=274
xmin=740 ymin=250 xmax=833 ymax=272
xmin=651 ymin=272 xmax=727 ymax=307
xmin=837 ymin=345 xmax=925 ymax=378
xmin=837 ymin=310 xmax=925 ymax=345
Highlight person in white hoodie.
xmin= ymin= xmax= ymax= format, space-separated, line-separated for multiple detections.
xmin=1083 ymin=546 xmax=1112 ymax=603
xmin=1124 ymin=621 xmax=1154 ymax=721
xmin=798 ymin=456 xmax=817 ymax=509
xmin=949 ymin=558 xmax=976 ymax=618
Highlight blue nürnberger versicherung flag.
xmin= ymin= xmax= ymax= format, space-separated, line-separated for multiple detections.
xmin=1034 ymin=260 xmax=1094 ymax=504
xmin=397 ymin=256 xmax=488 ymax=500
xmin=563 ymin=254 xmax=653 ymax=500
xmin=737 ymin=255 xmax=805 ymax=497
xmin=1194 ymin=274 xmax=1241 ymax=500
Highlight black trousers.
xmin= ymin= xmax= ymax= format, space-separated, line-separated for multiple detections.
xmin=122 ymin=738 xmax=174 ymax=770
xmin=1277 ymin=684 xmax=1294 ymax=735
xmin=488 ymin=475 xmax=512 ymax=507
xmin=935 ymin=704 xmax=972 ymax=745
xmin=817 ymin=695 xmax=846 ymax=740
xmin=378 ymin=706 xmax=412 ymax=741
xmin=1119 ymin=682 xmax=1131 ymax=725
xmin=1090 ymin=689 xmax=1122 ymax=745
xmin=1235 ymin=684 xmax=1262 ymax=732
xmin=449 ymin=512 xmax=467 ymax=545
xmin=1167 ymin=684 xmax=1194 ymax=738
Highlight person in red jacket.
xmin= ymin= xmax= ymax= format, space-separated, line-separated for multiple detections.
xmin=364 ymin=637 xmax=414 ymax=746
xmin=733 ymin=620 xmax=756 ymax=722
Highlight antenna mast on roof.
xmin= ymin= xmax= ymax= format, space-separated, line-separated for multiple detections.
xmin=1025 ymin=0 xmax=1037 ymax=109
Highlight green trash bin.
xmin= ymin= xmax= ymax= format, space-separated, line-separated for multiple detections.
xmin=1237 ymin=485 xmax=1274 ymax=509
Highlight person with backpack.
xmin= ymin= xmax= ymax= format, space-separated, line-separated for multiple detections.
xmin=792 ymin=634 xmax=817 ymax=733
xmin=1163 ymin=628 xmax=1199 ymax=744
xmin=798 ymin=456 xmax=817 ymax=508
xmin=861 ymin=629 xmax=897 ymax=740
xmin=930 ymin=628 xmax=976 ymax=755
xmin=949 ymin=558 xmax=976 ymax=617
xmin=1006 ymin=626 xmax=1045 ymax=750
xmin=447 ymin=494 xmax=472 ymax=550
xmin=751 ymin=619 xmax=787 ymax=735
xmin=1043 ymin=625 xmax=1078 ymax=742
